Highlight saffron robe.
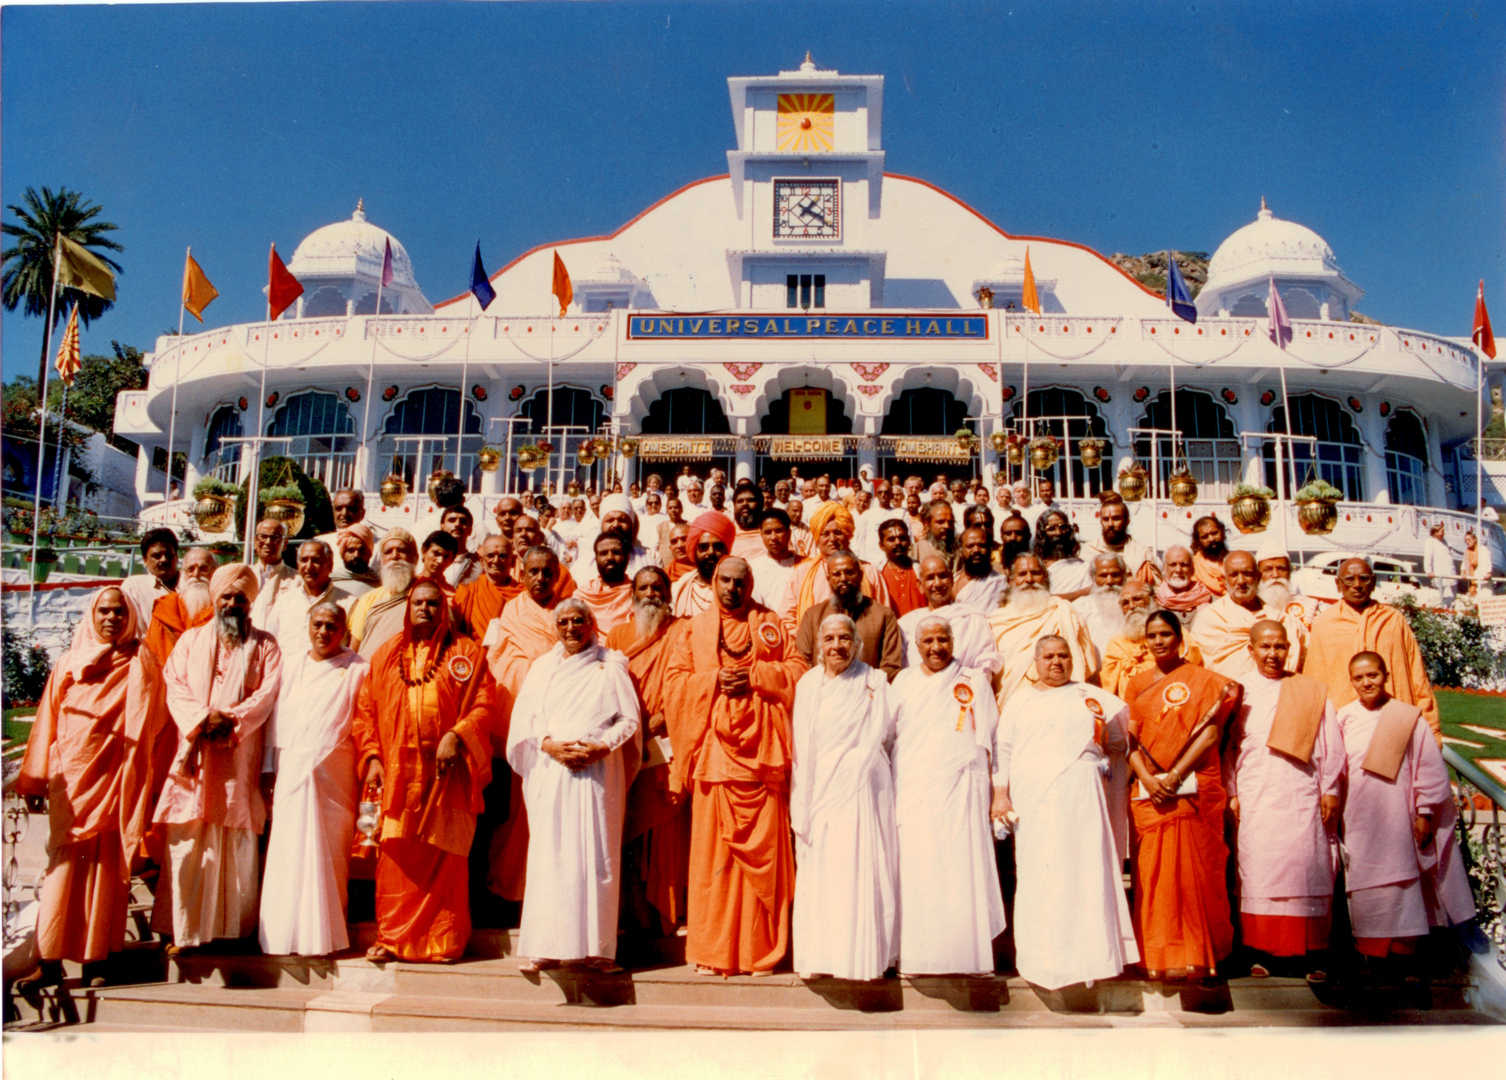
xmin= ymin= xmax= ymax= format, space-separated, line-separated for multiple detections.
xmin=790 ymin=661 xmax=899 ymax=980
xmin=1100 ymin=636 xmax=1203 ymax=700
xmin=987 ymin=597 xmax=1100 ymax=706
xmin=349 ymin=585 xmax=411 ymax=659
xmin=451 ymin=574 xmax=523 ymax=641
xmin=1126 ymin=661 xmax=1238 ymax=974
xmin=143 ymin=591 xmax=212 ymax=668
xmin=1302 ymin=599 xmax=1440 ymax=738
xmin=1188 ymin=595 xmax=1308 ymax=680
xmin=663 ymin=601 xmax=806 ymax=974
xmin=775 ymin=557 xmax=890 ymax=636
xmin=574 ymin=576 xmax=635 ymax=635
xmin=353 ymin=631 xmax=496 ymax=961
xmin=879 ymin=559 xmax=927 ymax=618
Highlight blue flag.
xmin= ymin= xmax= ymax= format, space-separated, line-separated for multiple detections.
xmin=470 ymin=242 xmax=496 ymax=310
xmin=1166 ymin=252 xmax=1196 ymax=323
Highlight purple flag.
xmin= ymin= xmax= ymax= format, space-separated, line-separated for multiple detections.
xmin=1267 ymin=278 xmax=1292 ymax=350
xmin=381 ymin=238 xmax=394 ymax=288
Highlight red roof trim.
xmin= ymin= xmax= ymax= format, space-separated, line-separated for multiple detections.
xmin=435 ymin=170 xmax=1165 ymax=308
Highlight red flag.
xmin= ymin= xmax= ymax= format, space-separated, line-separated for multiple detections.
xmin=1473 ymin=279 xmax=1496 ymax=359
xmin=551 ymin=250 xmax=573 ymax=316
xmin=54 ymin=303 xmax=81 ymax=387
xmin=268 ymin=244 xmax=304 ymax=320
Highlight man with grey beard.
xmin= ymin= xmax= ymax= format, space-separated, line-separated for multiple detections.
xmin=1254 ymin=540 xmax=1321 ymax=631
xmin=1071 ymin=552 xmax=1129 ymax=657
xmin=144 ymin=546 xmax=219 ymax=667
xmin=606 ymin=566 xmax=691 ymax=935
xmin=987 ymin=552 xmax=1100 ymax=705
xmin=348 ymin=529 xmax=420 ymax=658
xmin=154 ymin=562 xmax=282 ymax=952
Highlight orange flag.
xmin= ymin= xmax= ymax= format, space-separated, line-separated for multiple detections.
xmin=53 ymin=303 xmax=81 ymax=387
xmin=1021 ymin=246 xmax=1041 ymax=315
xmin=551 ymin=250 xmax=573 ymax=316
xmin=182 ymin=251 xmax=219 ymax=323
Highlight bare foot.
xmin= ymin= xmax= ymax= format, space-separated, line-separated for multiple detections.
xmin=365 ymin=943 xmax=397 ymax=963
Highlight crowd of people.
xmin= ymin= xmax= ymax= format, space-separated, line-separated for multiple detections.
xmin=12 ymin=466 xmax=1482 ymax=996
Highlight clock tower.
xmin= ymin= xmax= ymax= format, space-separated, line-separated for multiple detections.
xmin=726 ymin=54 xmax=887 ymax=308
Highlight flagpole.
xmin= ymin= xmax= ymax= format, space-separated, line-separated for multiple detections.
xmin=455 ymin=316 xmax=472 ymax=475
xmin=360 ymin=267 xmax=385 ymax=495
xmin=164 ymin=247 xmax=189 ymax=504
xmin=51 ymin=383 xmax=70 ymax=509
xmin=1274 ymin=277 xmax=1296 ymax=554
xmin=1477 ymin=345 xmax=1485 ymax=536
xmin=27 ymin=233 xmax=63 ymax=625
xmin=547 ymin=314 xmax=556 ymax=497
xmin=244 ymin=246 xmax=275 ymax=561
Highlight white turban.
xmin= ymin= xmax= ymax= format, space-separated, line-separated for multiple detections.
xmin=599 ymin=493 xmax=637 ymax=529
xmin=1254 ymin=537 xmax=1291 ymax=565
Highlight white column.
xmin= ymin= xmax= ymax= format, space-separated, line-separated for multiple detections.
xmin=1358 ymin=402 xmax=1389 ymax=503
xmin=734 ymin=417 xmax=755 ymax=483
xmin=857 ymin=415 xmax=879 ymax=483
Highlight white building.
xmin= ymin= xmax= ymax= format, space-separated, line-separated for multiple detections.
xmin=116 ymin=56 xmax=1502 ymax=567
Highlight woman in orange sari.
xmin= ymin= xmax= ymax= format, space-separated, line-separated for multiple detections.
xmin=1125 ymin=609 xmax=1241 ymax=982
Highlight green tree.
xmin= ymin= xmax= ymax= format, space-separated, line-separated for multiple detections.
xmin=1 ymin=185 xmax=123 ymax=390
xmin=41 ymin=340 xmax=148 ymax=442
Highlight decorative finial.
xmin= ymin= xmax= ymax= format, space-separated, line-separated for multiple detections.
xmin=1258 ymin=195 xmax=1271 ymax=220
xmin=800 ymin=50 xmax=816 ymax=72
xmin=354 ymin=197 xmax=366 ymax=222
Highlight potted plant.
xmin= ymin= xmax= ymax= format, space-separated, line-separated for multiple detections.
xmin=1028 ymin=436 xmax=1060 ymax=471
xmin=619 ymin=437 xmax=639 ymax=458
xmin=1078 ymin=437 xmax=1107 ymax=469
xmin=578 ymin=442 xmax=598 ymax=466
xmin=260 ymin=482 xmax=306 ymax=538
xmin=426 ymin=469 xmax=455 ymax=503
xmin=477 ymin=446 xmax=502 ymax=472
xmin=989 ymin=431 xmax=1008 ymax=454
xmin=1117 ymin=462 xmax=1148 ymax=502
xmin=27 ymin=545 xmax=57 ymax=584
xmin=1294 ymin=478 xmax=1344 ymax=535
xmin=1006 ymin=435 xmax=1026 ymax=467
xmin=1168 ymin=468 xmax=1199 ymax=507
xmin=516 ymin=446 xmax=541 ymax=472
xmin=380 ymin=474 xmax=408 ymax=507
xmin=192 ymin=476 xmax=238 ymax=532
xmin=1227 ymin=482 xmax=1275 ymax=534
xmin=590 ymin=437 xmax=613 ymax=459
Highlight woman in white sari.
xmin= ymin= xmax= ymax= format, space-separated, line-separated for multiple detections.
xmin=259 ymin=602 xmax=367 ymax=956
xmin=890 ymin=616 xmax=1005 ymax=976
xmin=790 ymin=612 xmax=899 ymax=981
xmin=507 ymin=597 xmax=641 ymax=974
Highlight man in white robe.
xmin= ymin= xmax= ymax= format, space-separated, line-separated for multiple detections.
xmin=790 ymin=612 xmax=899 ymax=981
xmin=953 ymin=526 xmax=1008 ymax=612
xmin=507 ymin=598 xmax=641 ymax=973
xmin=897 ymin=555 xmax=1000 ymax=675
xmin=258 ymin=601 xmax=367 ymax=956
xmin=891 ymin=616 xmax=1005 ymax=975
xmin=991 ymin=636 xmax=1138 ymax=990
xmin=264 ymin=540 xmax=356 ymax=663
xmin=249 ymin=519 xmax=297 ymax=630
xmin=1071 ymin=553 xmax=1129 ymax=659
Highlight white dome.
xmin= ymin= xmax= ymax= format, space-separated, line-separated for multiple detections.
xmin=574 ymin=250 xmax=639 ymax=286
xmin=288 ymin=199 xmax=419 ymax=289
xmin=1204 ymin=198 xmax=1342 ymax=285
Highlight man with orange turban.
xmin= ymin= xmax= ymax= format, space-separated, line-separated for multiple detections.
xmin=775 ymin=500 xmax=888 ymax=634
xmin=671 ymin=510 xmax=736 ymax=617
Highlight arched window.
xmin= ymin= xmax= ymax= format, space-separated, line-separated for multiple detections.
xmin=266 ymin=391 xmax=357 ymax=491
xmin=760 ymin=388 xmax=853 ymax=435
xmin=519 ymin=386 xmax=607 ymax=437
xmin=299 ymin=286 xmax=344 ymax=318
xmin=203 ymin=404 xmax=244 ymax=482
xmin=1264 ymin=394 xmax=1363 ymax=497
xmin=1005 ymin=388 xmax=1111 ymax=497
xmin=379 ymin=388 xmax=484 ymax=492
xmin=1133 ymin=389 xmax=1241 ymax=497
xmin=881 ymin=388 xmax=967 ymax=436
xmin=1385 ymin=411 xmax=1427 ymax=506
xmin=639 ymin=387 xmax=731 ymax=434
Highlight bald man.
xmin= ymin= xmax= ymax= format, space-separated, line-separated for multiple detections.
xmin=1189 ymin=550 xmax=1308 ymax=679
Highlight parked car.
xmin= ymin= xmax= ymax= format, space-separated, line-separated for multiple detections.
xmin=1293 ymin=551 xmax=1443 ymax=607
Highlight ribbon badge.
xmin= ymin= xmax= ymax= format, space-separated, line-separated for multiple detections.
xmin=758 ymin=624 xmax=782 ymax=649
xmin=953 ymin=682 xmax=975 ymax=732
xmin=1159 ymin=682 xmax=1191 ymax=721
xmin=447 ymin=654 xmax=474 ymax=683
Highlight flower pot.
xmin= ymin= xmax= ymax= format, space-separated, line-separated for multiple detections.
xmin=426 ymin=470 xmax=454 ymax=503
xmin=477 ymin=447 xmax=501 ymax=472
xmin=591 ymin=437 xmax=613 ymax=458
xmin=1006 ymin=442 xmax=1025 ymax=467
xmin=578 ymin=445 xmax=597 ymax=466
xmin=263 ymin=498 xmax=305 ymax=538
xmin=193 ymin=493 xmax=233 ymax=533
xmin=989 ymin=431 xmax=1008 ymax=453
xmin=1028 ymin=438 xmax=1060 ymax=471
xmin=619 ymin=438 xmax=639 ymax=459
xmin=380 ymin=474 xmax=408 ymax=508
xmin=1168 ymin=470 xmax=1199 ymax=508
xmin=1078 ymin=438 xmax=1106 ymax=469
xmin=1296 ymin=498 xmax=1339 ymax=536
xmin=1118 ymin=470 xmax=1147 ymax=502
xmin=1228 ymin=494 xmax=1272 ymax=534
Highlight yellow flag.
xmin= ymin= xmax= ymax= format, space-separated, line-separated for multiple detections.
xmin=56 ymin=233 xmax=116 ymax=301
xmin=1021 ymin=246 xmax=1041 ymax=315
xmin=182 ymin=252 xmax=219 ymax=322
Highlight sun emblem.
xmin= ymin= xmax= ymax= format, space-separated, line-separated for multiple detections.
xmin=1162 ymin=682 xmax=1191 ymax=708
xmin=447 ymin=654 xmax=473 ymax=682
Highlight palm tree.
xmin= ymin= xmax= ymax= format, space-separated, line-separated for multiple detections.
xmin=1 ymin=185 xmax=123 ymax=389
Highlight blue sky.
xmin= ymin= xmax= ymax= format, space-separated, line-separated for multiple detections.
xmin=3 ymin=1 xmax=1503 ymax=380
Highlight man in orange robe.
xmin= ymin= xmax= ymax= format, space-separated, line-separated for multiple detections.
xmin=143 ymin=547 xmax=218 ymax=666
xmin=574 ymin=534 xmax=635 ymax=635
xmin=664 ymin=556 xmax=806 ymax=975
xmin=608 ymin=566 xmax=691 ymax=935
xmin=353 ymin=580 xmax=497 ymax=962
xmin=15 ymin=587 xmax=168 ymax=990
xmin=1302 ymin=556 xmax=1440 ymax=738
xmin=451 ymin=533 xmax=522 ymax=642
xmin=776 ymin=501 xmax=888 ymax=634
xmin=1189 ymin=515 xmax=1230 ymax=598
xmin=484 ymin=546 xmax=568 ymax=902
xmin=1100 ymin=580 xmax=1202 ymax=698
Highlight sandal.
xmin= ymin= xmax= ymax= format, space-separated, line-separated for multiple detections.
xmin=694 ymin=964 xmax=718 ymax=976
xmin=1249 ymin=962 xmax=1271 ymax=979
xmin=365 ymin=943 xmax=398 ymax=963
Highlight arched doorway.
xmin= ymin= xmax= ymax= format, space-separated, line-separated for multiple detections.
xmin=1133 ymin=389 xmax=1240 ymax=498
xmin=760 ymin=387 xmax=854 ymax=435
xmin=266 ymin=390 xmax=357 ymax=491
xmin=1264 ymin=394 xmax=1363 ymax=498
xmin=880 ymin=387 xmax=973 ymax=481
xmin=637 ymin=387 xmax=734 ymax=486
xmin=1384 ymin=410 xmax=1427 ymax=505
xmin=378 ymin=387 xmax=484 ymax=492
xmin=1006 ymin=387 xmax=1111 ymax=497
xmin=518 ymin=386 xmax=609 ymax=491
xmin=203 ymin=404 xmax=244 ymax=482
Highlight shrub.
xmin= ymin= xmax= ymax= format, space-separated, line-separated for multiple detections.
xmin=2 ymin=630 xmax=52 ymax=710
xmin=1397 ymin=596 xmax=1506 ymax=689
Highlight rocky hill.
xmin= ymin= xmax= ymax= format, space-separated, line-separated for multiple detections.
xmin=1109 ymin=251 xmax=1209 ymax=296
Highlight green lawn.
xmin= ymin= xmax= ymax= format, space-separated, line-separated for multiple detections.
xmin=2 ymin=707 xmax=35 ymax=747
xmin=1436 ymin=688 xmax=1506 ymax=766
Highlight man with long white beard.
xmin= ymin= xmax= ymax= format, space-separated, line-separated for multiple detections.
xmin=954 ymin=525 xmax=1008 ymax=612
xmin=1100 ymin=580 xmax=1204 ymax=698
xmin=897 ymin=554 xmax=1000 ymax=674
xmin=1254 ymin=540 xmax=1322 ymax=631
xmin=992 ymin=635 xmax=1138 ymax=989
xmin=348 ymin=530 xmax=420 ymax=658
xmin=145 ymin=547 xmax=219 ymax=665
xmin=1072 ymin=553 xmax=1129 ymax=657
xmin=153 ymin=563 xmax=282 ymax=952
xmin=1154 ymin=545 xmax=1214 ymax=616
xmin=1189 ymin=551 xmax=1308 ymax=679
xmin=988 ymin=553 xmax=1099 ymax=707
